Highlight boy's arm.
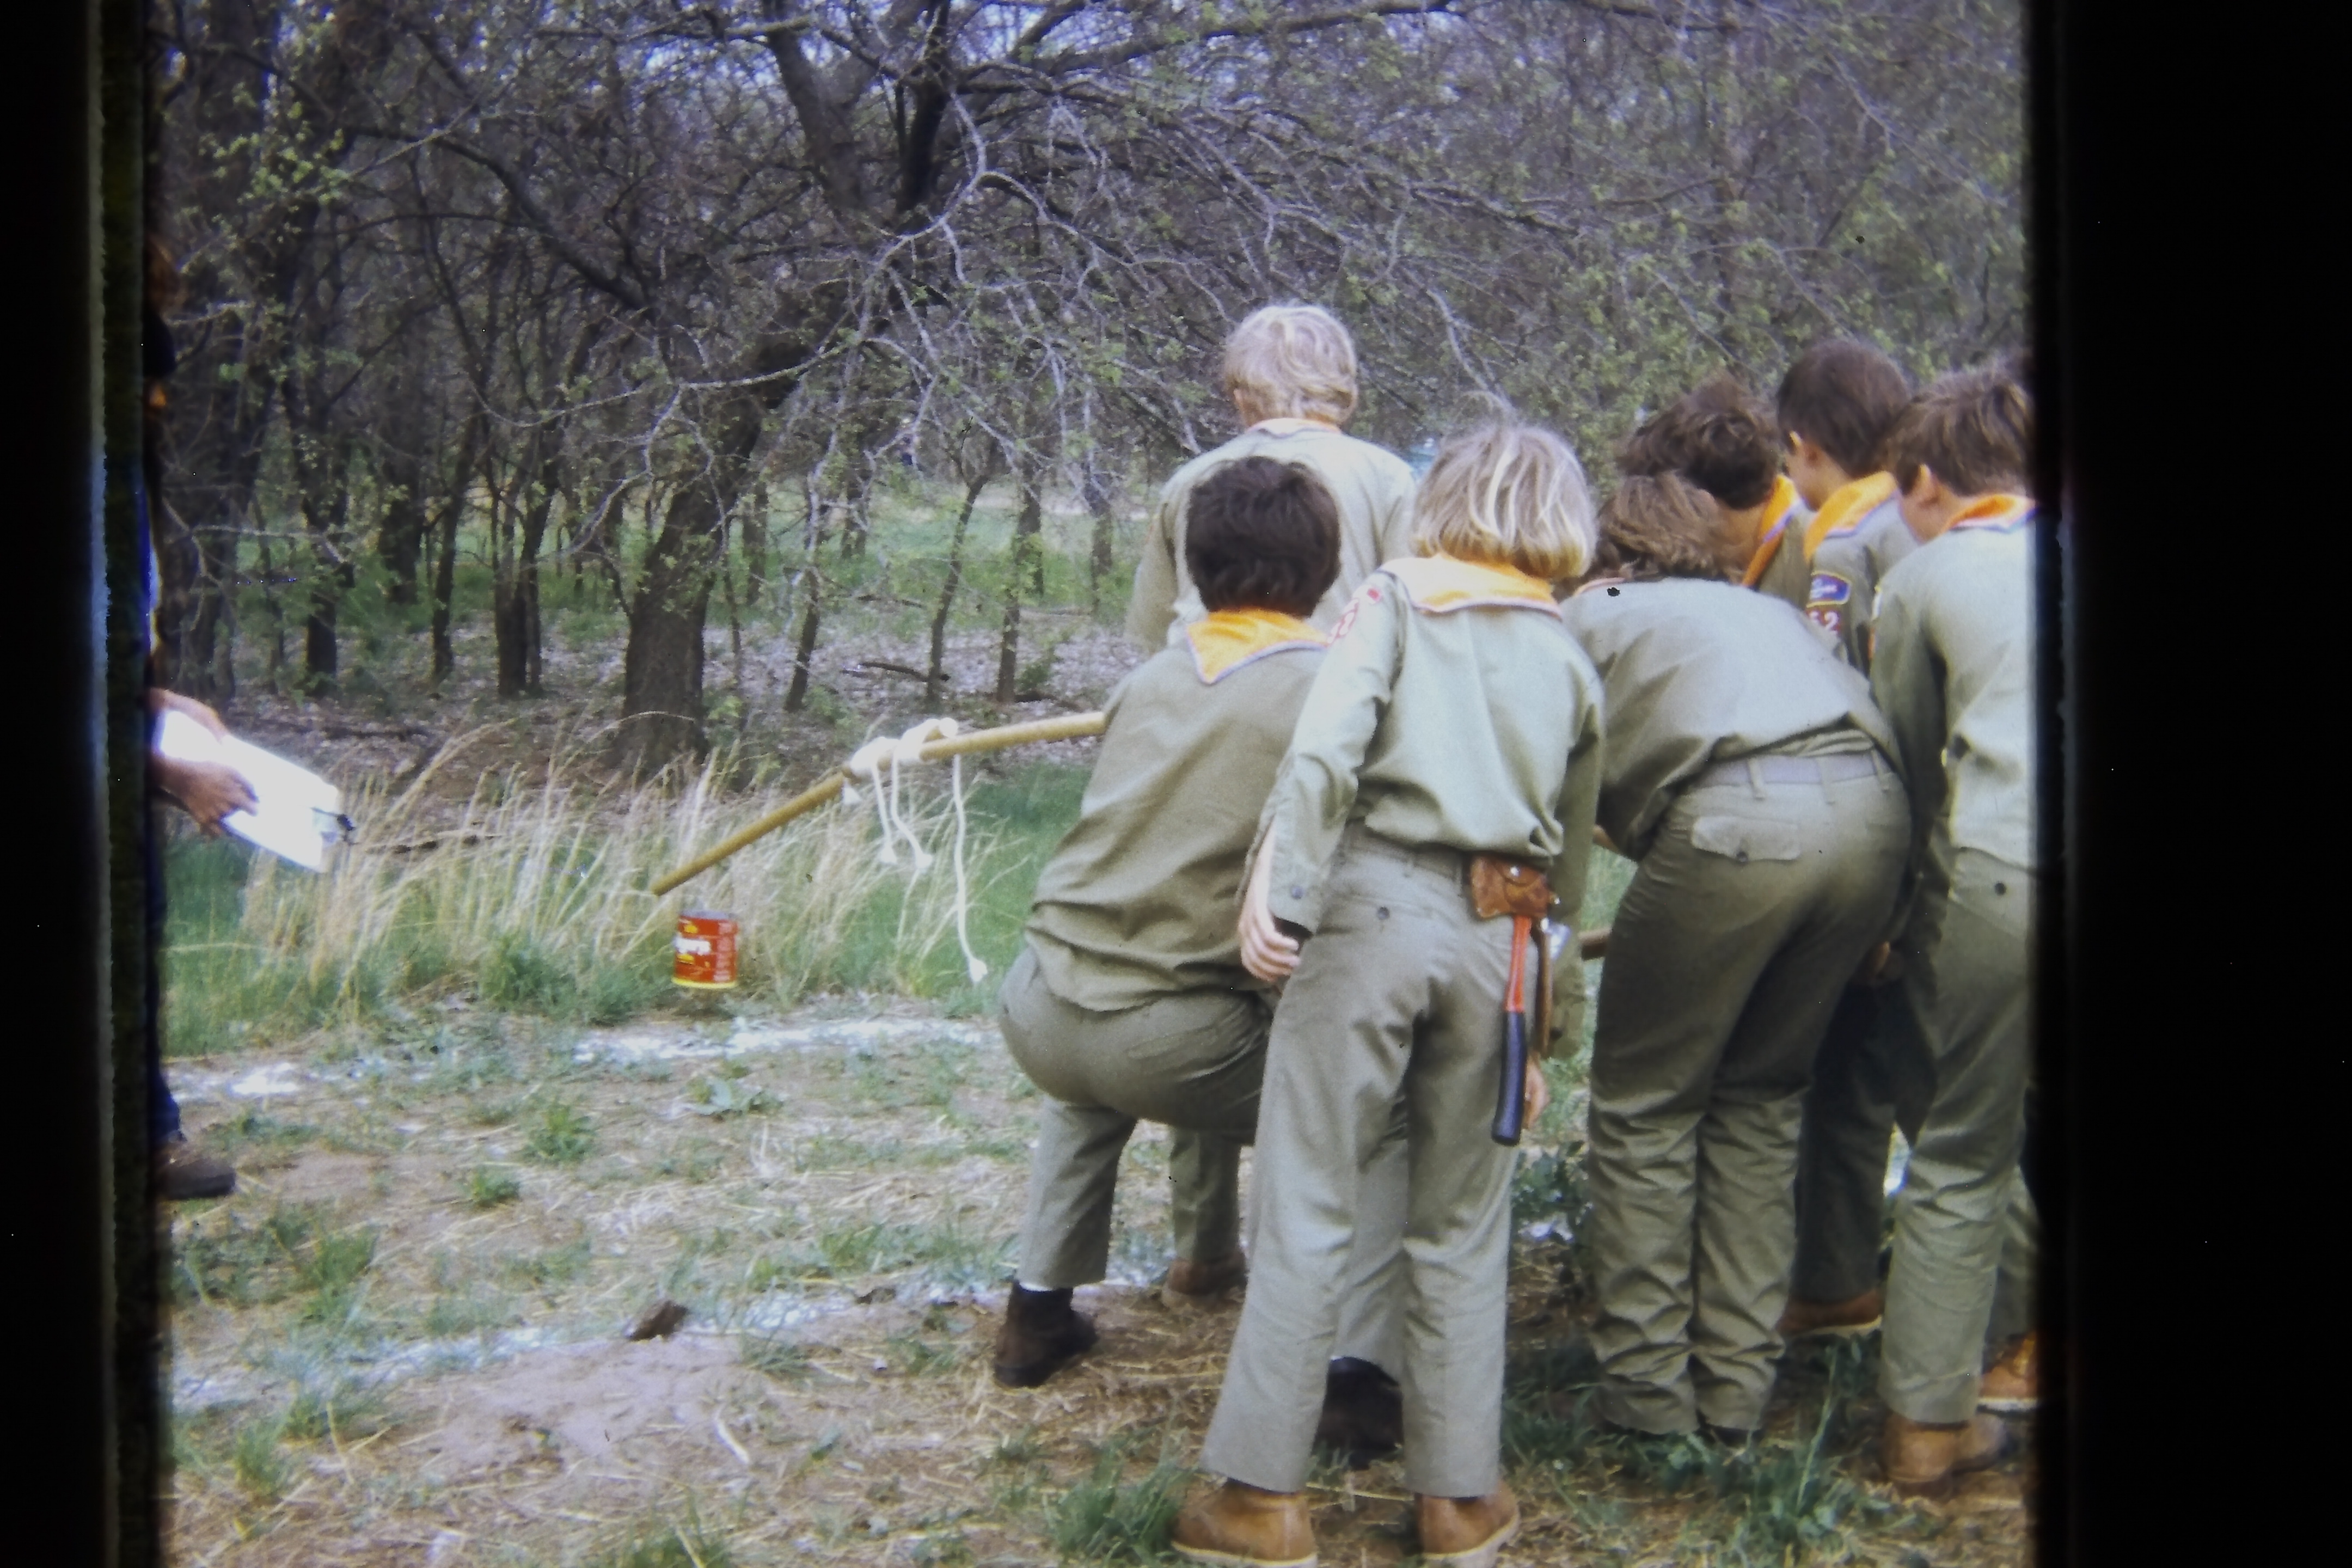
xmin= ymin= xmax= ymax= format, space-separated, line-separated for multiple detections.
xmin=1545 ymin=677 xmax=1606 ymax=1055
xmin=1125 ymin=487 xmax=1183 ymax=650
xmin=1374 ymin=458 xmax=1419 ymax=566
xmin=1260 ymin=583 xmax=1404 ymax=934
xmin=1867 ymin=578 xmax=1946 ymax=945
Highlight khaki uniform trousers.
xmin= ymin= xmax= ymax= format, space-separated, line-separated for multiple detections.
xmin=1000 ymin=945 xmax=1407 ymax=1371
xmin=1588 ymin=754 xmax=1908 ymax=1434
xmin=1201 ymin=827 xmax=1520 ymax=1500
xmin=1879 ymin=847 xmax=2037 ymax=1423
xmin=1793 ymin=977 xmax=2037 ymax=1341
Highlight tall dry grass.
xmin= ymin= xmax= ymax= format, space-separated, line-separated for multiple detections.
xmin=167 ymin=730 xmax=1071 ymax=1054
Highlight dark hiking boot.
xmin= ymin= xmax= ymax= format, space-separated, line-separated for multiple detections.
xmin=1314 ymin=1357 xmax=1402 ymax=1468
xmin=156 ymin=1136 xmax=236 ymax=1202
xmin=1777 ymin=1288 xmax=1883 ymax=1339
xmin=1163 ymin=1250 xmax=1247 ymax=1310
xmin=1978 ymin=1331 xmax=2039 ymax=1412
xmin=991 ymin=1283 xmax=1098 ymax=1388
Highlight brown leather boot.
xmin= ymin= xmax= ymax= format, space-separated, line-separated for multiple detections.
xmin=156 ymin=1136 xmax=237 ymax=1202
xmin=1416 ymin=1484 xmax=1520 ymax=1567
xmin=991 ymin=1284 xmax=1097 ymax=1388
xmin=1163 ymin=1250 xmax=1248 ymax=1310
xmin=1313 ymin=1357 xmax=1402 ymax=1468
xmin=1881 ymin=1411 xmax=2016 ymax=1498
xmin=1168 ymin=1480 xmax=1317 ymax=1566
xmin=1979 ymin=1331 xmax=2039 ymax=1412
xmin=1777 ymin=1287 xmax=1883 ymax=1339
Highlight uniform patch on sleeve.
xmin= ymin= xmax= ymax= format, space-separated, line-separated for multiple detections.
xmin=1328 ymin=583 xmax=1380 ymax=642
xmin=1805 ymin=573 xmax=1852 ymax=638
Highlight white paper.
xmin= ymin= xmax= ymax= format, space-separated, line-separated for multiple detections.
xmin=156 ymin=710 xmax=348 ymax=871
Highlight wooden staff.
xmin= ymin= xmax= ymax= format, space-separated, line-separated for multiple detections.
xmin=649 ymin=710 xmax=1109 ymax=895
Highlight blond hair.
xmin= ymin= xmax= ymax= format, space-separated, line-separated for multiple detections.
xmin=1222 ymin=305 xmax=1359 ymax=425
xmin=1411 ymin=423 xmax=1596 ymax=582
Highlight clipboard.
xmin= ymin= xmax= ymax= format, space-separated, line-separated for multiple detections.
xmin=156 ymin=710 xmax=354 ymax=871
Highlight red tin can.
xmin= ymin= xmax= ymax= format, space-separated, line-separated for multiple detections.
xmin=674 ymin=909 xmax=739 ymax=989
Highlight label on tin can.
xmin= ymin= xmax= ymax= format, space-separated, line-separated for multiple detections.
xmin=675 ymin=909 xmax=739 ymax=989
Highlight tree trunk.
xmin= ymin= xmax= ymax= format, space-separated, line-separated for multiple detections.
xmin=784 ymin=566 xmax=823 ymax=713
xmin=926 ymin=463 xmax=997 ymax=706
xmin=744 ymin=481 xmax=769 ymax=598
xmin=429 ymin=481 xmax=462 ymax=688
xmin=1084 ymin=467 xmax=1118 ymax=618
xmin=995 ymin=472 xmax=1044 ymax=704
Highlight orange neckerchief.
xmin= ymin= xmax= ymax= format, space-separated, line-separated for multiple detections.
xmin=1246 ymin=417 xmax=1343 ymax=437
xmin=1737 ymin=474 xmax=1805 ymax=588
xmin=1949 ymin=493 xmax=2035 ymax=532
xmin=1800 ymin=471 xmax=1900 ymax=561
xmin=1382 ymin=554 xmax=1563 ymax=616
xmin=1185 ymin=608 xmax=1328 ymax=684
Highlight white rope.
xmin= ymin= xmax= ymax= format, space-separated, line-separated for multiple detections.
xmin=843 ymin=718 xmax=987 ymax=985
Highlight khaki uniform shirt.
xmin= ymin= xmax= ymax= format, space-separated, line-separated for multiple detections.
xmin=1805 ymin=494 xmax=1915 ymax=672
xmin=1128 ymin=422 xmax=1418 ymax=649
xmin=1261 ymin=556 xmax=1606 ymax=942
xmin=1559 ymin=576 xmax=1899 ymax=861
xmin=1869 ymin=497 xmax=2037 ymax=873
xmin=1027 ymin=610 xmax=1327 ymax=1010
xmin=1740 ymin=476 xmax=1816 ymax=612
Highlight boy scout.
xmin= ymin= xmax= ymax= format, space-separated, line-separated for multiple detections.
xmin=1128 ymin=304 xmax=1419 ymax=647
xmin=1773 ymin=337 xmax=1930 ymax=1340
xmin=996 ymin=458 xmax=1405 ymax=1443
xmin=1559 ymin=474 xmax=1910 ymax=1440
xmin=1619 ymin=372 xmax=1814 ymax=610
xmin=1173 ymin=423 xmax=1604 ymax=1568
xmin=1775 ymin=339 xmax=1914 ymax=666
xmin=1867 ymin=366 xmax=2040 ymax=1493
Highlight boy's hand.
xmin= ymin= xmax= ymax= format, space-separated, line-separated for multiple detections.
xmin=151 ymin=688 xmax=231 ymax=740
xmin=153 ymin=755 xmax=257 ymax=834
xmin=1238 ymin=830 xmax=1301 ymax=983
xmin=1523 ymin=1061 xmax=1551 ymax=1124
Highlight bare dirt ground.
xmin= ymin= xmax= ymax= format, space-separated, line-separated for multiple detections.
xmin=161 ymin=1001 xmax=2033 ymax=1568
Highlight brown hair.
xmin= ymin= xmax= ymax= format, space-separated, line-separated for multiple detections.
xmin=1775 ymin=339 xmax=1911 ymax=476
xmin=1592 ymin=473 xmax=1737 ymax=583
xmin=1411 ymin=422 xmax=1595 ymax=582
xmin=1881 ymin=366 xmax=2033 ymax=498
xmin=1185 ymin=457 xmax=1343 ymax=616
xmin=1618 ymin=371 xmax=1779 ymax=510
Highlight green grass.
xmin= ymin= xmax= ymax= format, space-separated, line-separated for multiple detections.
xmin=465 ymin=1165 xmax=523 ymax=1208
xmin=524 ymin=1099 xmax=596 ymax=1163
xmin=1050 ymin=1438 xmax=1189 ymax=1564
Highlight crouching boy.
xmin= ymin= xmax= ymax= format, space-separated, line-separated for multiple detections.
xmin=996 ymin=457 xmax=1403 ymax=1430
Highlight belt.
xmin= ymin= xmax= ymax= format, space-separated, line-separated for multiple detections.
xmin=1338 ymin=822 xmax=1470 ymax=884
xmin=1690 ymin=750 xmax=1889 ymax=790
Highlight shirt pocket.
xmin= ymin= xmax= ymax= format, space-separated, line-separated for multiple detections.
xmin=1688 ymin=815 xmax=1802 ymax=866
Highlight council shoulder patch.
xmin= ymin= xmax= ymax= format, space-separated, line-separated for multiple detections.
xmin=1808 ymin=572 xmax=1853 ymax=606
xmin=1328 ymin=582 xmax=1381 ymax=642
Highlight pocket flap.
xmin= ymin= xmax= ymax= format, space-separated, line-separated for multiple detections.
xmin=1689 ymin=815 xmax=1802 ymax=864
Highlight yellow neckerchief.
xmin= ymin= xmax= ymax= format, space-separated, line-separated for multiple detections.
xmin=1246 ymin=417 xmax=1343 ymax=438
xmin=1737 ymin=474 xmax=1805 ymax=588
xmin=1949 ymin=493 xmax=2035 ymax=532
xmin=1185 ymin=608 xmax=1328 ymax=684
xmin=1800 ymin=471 xmax=1900 ymax=561
xmin=1382 ymin=554 xmax=1563 ymax=616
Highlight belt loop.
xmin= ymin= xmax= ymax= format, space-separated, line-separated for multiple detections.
xmin=1744 ymin=757 xmax=1765 ymax=798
